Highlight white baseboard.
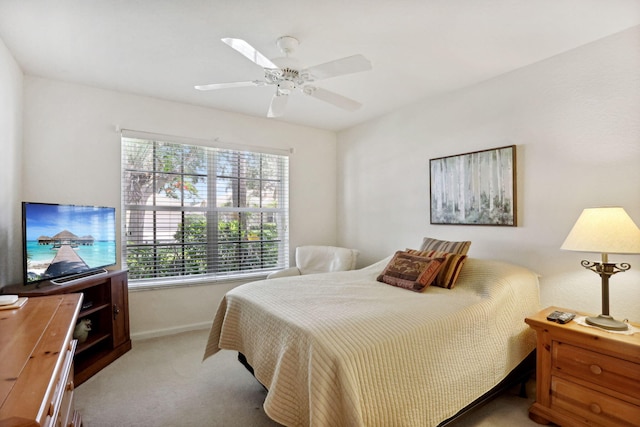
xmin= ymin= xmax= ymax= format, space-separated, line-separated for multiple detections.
xmin=131 ymin=321 xmax=212 ymax=341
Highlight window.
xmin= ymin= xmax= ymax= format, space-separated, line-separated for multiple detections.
xmin=121 ymin=133 xmax=289 ymax=285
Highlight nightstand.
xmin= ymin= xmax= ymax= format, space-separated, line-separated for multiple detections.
xmin=525 ymin=306 xmax=640 ymax=427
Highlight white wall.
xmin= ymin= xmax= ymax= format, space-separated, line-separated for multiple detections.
xmin=21 ymin=77 xmax=338 ymax=338
xmin=338 ymin=26 xmax=640 ymax=322
xmin=0 ymin=37 xmax=23 ymax=287
xmin=7 ymin=25 xmax=640 ymax=337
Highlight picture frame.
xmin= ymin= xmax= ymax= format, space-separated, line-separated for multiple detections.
xmin=430 ymin=145 xmax=516 ymax=226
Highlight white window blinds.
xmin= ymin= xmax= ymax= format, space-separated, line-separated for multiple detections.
xmin=121 ymin=135 xmax=289 ymax=282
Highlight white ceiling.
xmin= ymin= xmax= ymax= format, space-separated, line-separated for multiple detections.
xmin=1 ymin=0 xmax=639 ymax=131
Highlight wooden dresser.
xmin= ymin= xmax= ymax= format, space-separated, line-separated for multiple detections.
xmin=0 ymin=294 xmax=83 ymax=427
xmin=525 ymin=306 xmax=640 ymax=427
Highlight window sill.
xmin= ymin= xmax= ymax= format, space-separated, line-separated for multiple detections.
xmin=128 ymin=271 xmax=272 ymax=292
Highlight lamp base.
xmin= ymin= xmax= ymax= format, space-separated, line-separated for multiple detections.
xmin=585 ymin=314 xmax=628 ymax=331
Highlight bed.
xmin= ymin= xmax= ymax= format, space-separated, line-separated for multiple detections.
xmin=203 ymin=255 xmax=540 ymax=426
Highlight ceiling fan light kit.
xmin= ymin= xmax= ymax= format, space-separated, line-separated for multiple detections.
xmin=195 ymin=35 xmax=372 ymax=118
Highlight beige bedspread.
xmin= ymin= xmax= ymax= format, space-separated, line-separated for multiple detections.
xmin=204 ymin=257 xmax=540 ymax=426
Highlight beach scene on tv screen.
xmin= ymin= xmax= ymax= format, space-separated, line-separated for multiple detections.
xmin=25 ymin=204 xmax=116 ymax=282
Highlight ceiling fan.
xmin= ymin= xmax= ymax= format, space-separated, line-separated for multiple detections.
xmin=195 ymin=36 xmax=372 ymax=118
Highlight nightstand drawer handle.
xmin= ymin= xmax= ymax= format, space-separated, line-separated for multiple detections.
xmin=589 ymin=364 xmax=602 ymax=375
xmin=589 ymin=403 xmax=602 ymax=414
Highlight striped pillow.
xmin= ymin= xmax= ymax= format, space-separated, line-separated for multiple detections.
xmin=377 ymin=251 xmax=445 ymax=292
xmin=419 ymin=237 xmax=471 ymax=255
xmin=405 ymin=248 xmax=467 ymax=289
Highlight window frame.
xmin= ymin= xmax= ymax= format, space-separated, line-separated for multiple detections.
xmin=121 ymin=130 xmax=289 ymax=289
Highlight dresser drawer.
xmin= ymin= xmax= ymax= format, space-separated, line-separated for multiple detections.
xmin=553 ymin=341 xmax=640 ymax=397
xmin=551 ymin=377 xmax=640 ymax=427
xmin=46 ymin=340 xmax=77 ymax=427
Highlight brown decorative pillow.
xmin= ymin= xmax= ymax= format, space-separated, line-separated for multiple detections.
xmin=406 ymin=248 xmax=467 ymax=289
xmin=419 ymin=237 xmax=471 ymax=255
xmin=377 ymin=251 xmax=444 ymax=292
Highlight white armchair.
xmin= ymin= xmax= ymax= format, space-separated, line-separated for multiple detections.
xmin=267 ymin=245 xmax=359 ymax=279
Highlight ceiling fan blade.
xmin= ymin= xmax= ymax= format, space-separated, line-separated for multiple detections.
xmin=221 ymin=38 xmax=279 ymax=69
xmin=267 ymin=93 xmax=288 ymax=118
xmin=303 ymin=55 xmax=372 ymax=81
xmin=195 ymin=80 xmax=262 ymax=91
xmin=304 ymin=87 xmax=362 ymax=111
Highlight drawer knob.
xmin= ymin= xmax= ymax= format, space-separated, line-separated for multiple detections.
xmin=589 ymin=364 xmax=603 ymax=375
xmin=589 ymin=403 xmax=602 ymax=414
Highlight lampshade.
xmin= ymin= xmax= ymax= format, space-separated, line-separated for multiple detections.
xmin=561 ymin=207 xmax=640 ymax=254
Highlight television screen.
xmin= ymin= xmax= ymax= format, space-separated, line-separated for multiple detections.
xmin=23 ymin=202 xmax=117 ymax=284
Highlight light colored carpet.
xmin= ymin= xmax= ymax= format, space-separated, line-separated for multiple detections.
xmin=76 ymin=329 xmax=542 ymax=427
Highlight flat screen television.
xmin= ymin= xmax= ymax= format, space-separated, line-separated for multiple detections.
xmin=22 ymin=202 xmax=117 ymax=285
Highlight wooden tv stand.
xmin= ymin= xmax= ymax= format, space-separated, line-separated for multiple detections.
xmin=2 ymin=269 xmax=131 ymax=385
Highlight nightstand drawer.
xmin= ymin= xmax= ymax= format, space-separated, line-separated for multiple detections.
xmin=551 ymin=377 xmax=640 ymax=427
xmin=553 ymin=342 xmax=640 ymax=397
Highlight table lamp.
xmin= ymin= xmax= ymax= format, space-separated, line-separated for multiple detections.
xmin=561 ymin=207 xmax=640 ymax=331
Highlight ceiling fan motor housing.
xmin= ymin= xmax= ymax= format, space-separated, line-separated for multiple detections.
xmin=265 ymin=66 xmax=307 ymax=89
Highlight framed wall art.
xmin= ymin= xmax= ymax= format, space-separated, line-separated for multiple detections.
xmin=430 ymin=145 xmax=516 ymax=226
